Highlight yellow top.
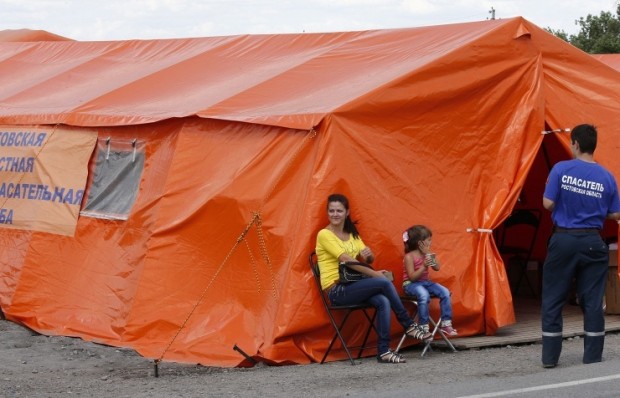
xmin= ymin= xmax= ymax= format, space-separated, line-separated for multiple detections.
xmin=315 ymin=228 xmax=366 ymax=290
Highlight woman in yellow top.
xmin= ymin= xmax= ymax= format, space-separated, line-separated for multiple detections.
xmin=315 ymin=193 xmax=431 ymax=364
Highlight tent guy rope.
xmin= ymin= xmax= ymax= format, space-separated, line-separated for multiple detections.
xmin=154 ymin=211 xmax=266 ymax=375
xmin=152 ymin=128 xmax=320 ymax=375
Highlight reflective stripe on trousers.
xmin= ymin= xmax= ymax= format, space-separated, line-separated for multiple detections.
xmin=541 ymin=232 xmax=608 ymax=365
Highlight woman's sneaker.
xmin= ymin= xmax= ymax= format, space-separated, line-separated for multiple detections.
xmin=406 ymin=323 xmax=432 ymax=341
xmin=440 ymin=320 xmax=458 ymax=336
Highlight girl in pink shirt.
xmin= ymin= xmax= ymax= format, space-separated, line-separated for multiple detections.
xmin=402 ymin=225 xmax=457 ymax=336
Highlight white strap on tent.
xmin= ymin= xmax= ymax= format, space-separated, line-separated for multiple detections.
xmin=466 ymin=228 xmax=493 ymax=233
xmin=541 ymin=128 xmax=570 ymax=135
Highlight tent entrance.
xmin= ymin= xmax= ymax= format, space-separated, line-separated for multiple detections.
xmin=496 ymin=132 xmax=568 ymax=300
xmin=497 ymin=132 xmax=619 ymax=303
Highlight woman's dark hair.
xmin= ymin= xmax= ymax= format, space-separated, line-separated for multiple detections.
xmin=403 ymin=225 xmax=432 ymax=253
xmin=327 ymin=193 xmax=360 ymax=239
xmin=571 ymin=124 xmax=597 ymax=154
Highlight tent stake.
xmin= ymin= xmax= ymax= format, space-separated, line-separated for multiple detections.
xmin=153 ymin=359 xmax=159 ymax=377
xmin=233 ymin=344 xmax=258 ymax=365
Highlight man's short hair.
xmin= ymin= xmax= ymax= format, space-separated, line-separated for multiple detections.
xmin=571 ymin=124 xmax=597 ymax=154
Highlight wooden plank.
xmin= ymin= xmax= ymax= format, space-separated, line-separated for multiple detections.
xmin=432 ymin=300 xmax=620 ymax=350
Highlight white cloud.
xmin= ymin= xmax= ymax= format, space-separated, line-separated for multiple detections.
xmin=401 ymin=0 xmax=447 ymax=15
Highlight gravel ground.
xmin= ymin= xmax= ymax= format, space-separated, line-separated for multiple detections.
xmin=1 ymin=318 xmax=619 ymax=398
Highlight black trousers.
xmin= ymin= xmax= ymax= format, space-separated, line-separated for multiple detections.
xmin=541 ymin=231 xmax=608 ymax=365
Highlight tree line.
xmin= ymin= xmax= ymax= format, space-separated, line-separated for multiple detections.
xmin=547 ymin=4 xmax=620 ymax=53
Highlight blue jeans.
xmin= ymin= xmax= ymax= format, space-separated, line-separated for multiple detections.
xmin=403 ymin=280 xmax=452 ymax=325
xmin=328 ymin=277 xmax=415 ymax=356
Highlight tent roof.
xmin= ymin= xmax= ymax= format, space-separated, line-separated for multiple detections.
xmin=0 ymin=29 xmax=72 ymax=42
xmin=592 ymin=54 xmax=620 ymax=71
xmin=1 ymin=18 xmax=539 ymax=130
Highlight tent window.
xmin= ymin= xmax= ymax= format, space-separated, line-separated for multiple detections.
xmin=80 ymin=138 xmax=144 ymax=220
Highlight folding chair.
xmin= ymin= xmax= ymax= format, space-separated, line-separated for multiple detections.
xmin=498 ymin=209 xmax=541 ymax=297
xmin=308 ymin=252 xmax=378 ymax=365
xmin=394 ymin=294 xmax=457 ymax=357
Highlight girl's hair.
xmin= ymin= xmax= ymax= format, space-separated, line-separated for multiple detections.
xmin=327 ymin=193 xmax=360 ymax=239
xmin=403 ymin=225 xmax=432 ymax=253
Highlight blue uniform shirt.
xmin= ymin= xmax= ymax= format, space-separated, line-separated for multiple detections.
xmin=544 ymin=159 xmax=620 ymax=229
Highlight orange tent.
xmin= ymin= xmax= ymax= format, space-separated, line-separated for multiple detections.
xmin=1 ymin=17 xmax=620 ymax=367
xmin=0 ymin=28 xmax=72 ymax=42
xmin=593 ymin=54 xmax=620 ymax=71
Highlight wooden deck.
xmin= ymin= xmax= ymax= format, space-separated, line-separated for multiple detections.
xmin=443 ymin=297 xmax=620 ymax=349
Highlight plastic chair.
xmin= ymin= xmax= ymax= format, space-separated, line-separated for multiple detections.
xmin=497 ymin=209 xmax=541 ymax=296
xmin=308 ymin=252 xmax=377 ymax=365
xmin=394 ymin=294 xmax=457 ymax=357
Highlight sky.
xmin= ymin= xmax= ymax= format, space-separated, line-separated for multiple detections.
xmin=1 ymin=0 xmax=618 ymax=41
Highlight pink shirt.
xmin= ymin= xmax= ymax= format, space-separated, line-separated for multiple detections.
xmin=403 ymin=255 xmax=429 ymax=283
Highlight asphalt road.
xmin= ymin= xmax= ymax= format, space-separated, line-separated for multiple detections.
xmin=370 ymin=358 xmax=620 ymax=397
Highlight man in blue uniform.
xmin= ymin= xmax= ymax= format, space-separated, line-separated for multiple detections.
xmin=541 ymin=124 xmax=620 ymax=368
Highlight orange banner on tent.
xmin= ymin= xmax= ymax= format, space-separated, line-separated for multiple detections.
xmin=0 ymin=126 xmax=97 ymax=236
